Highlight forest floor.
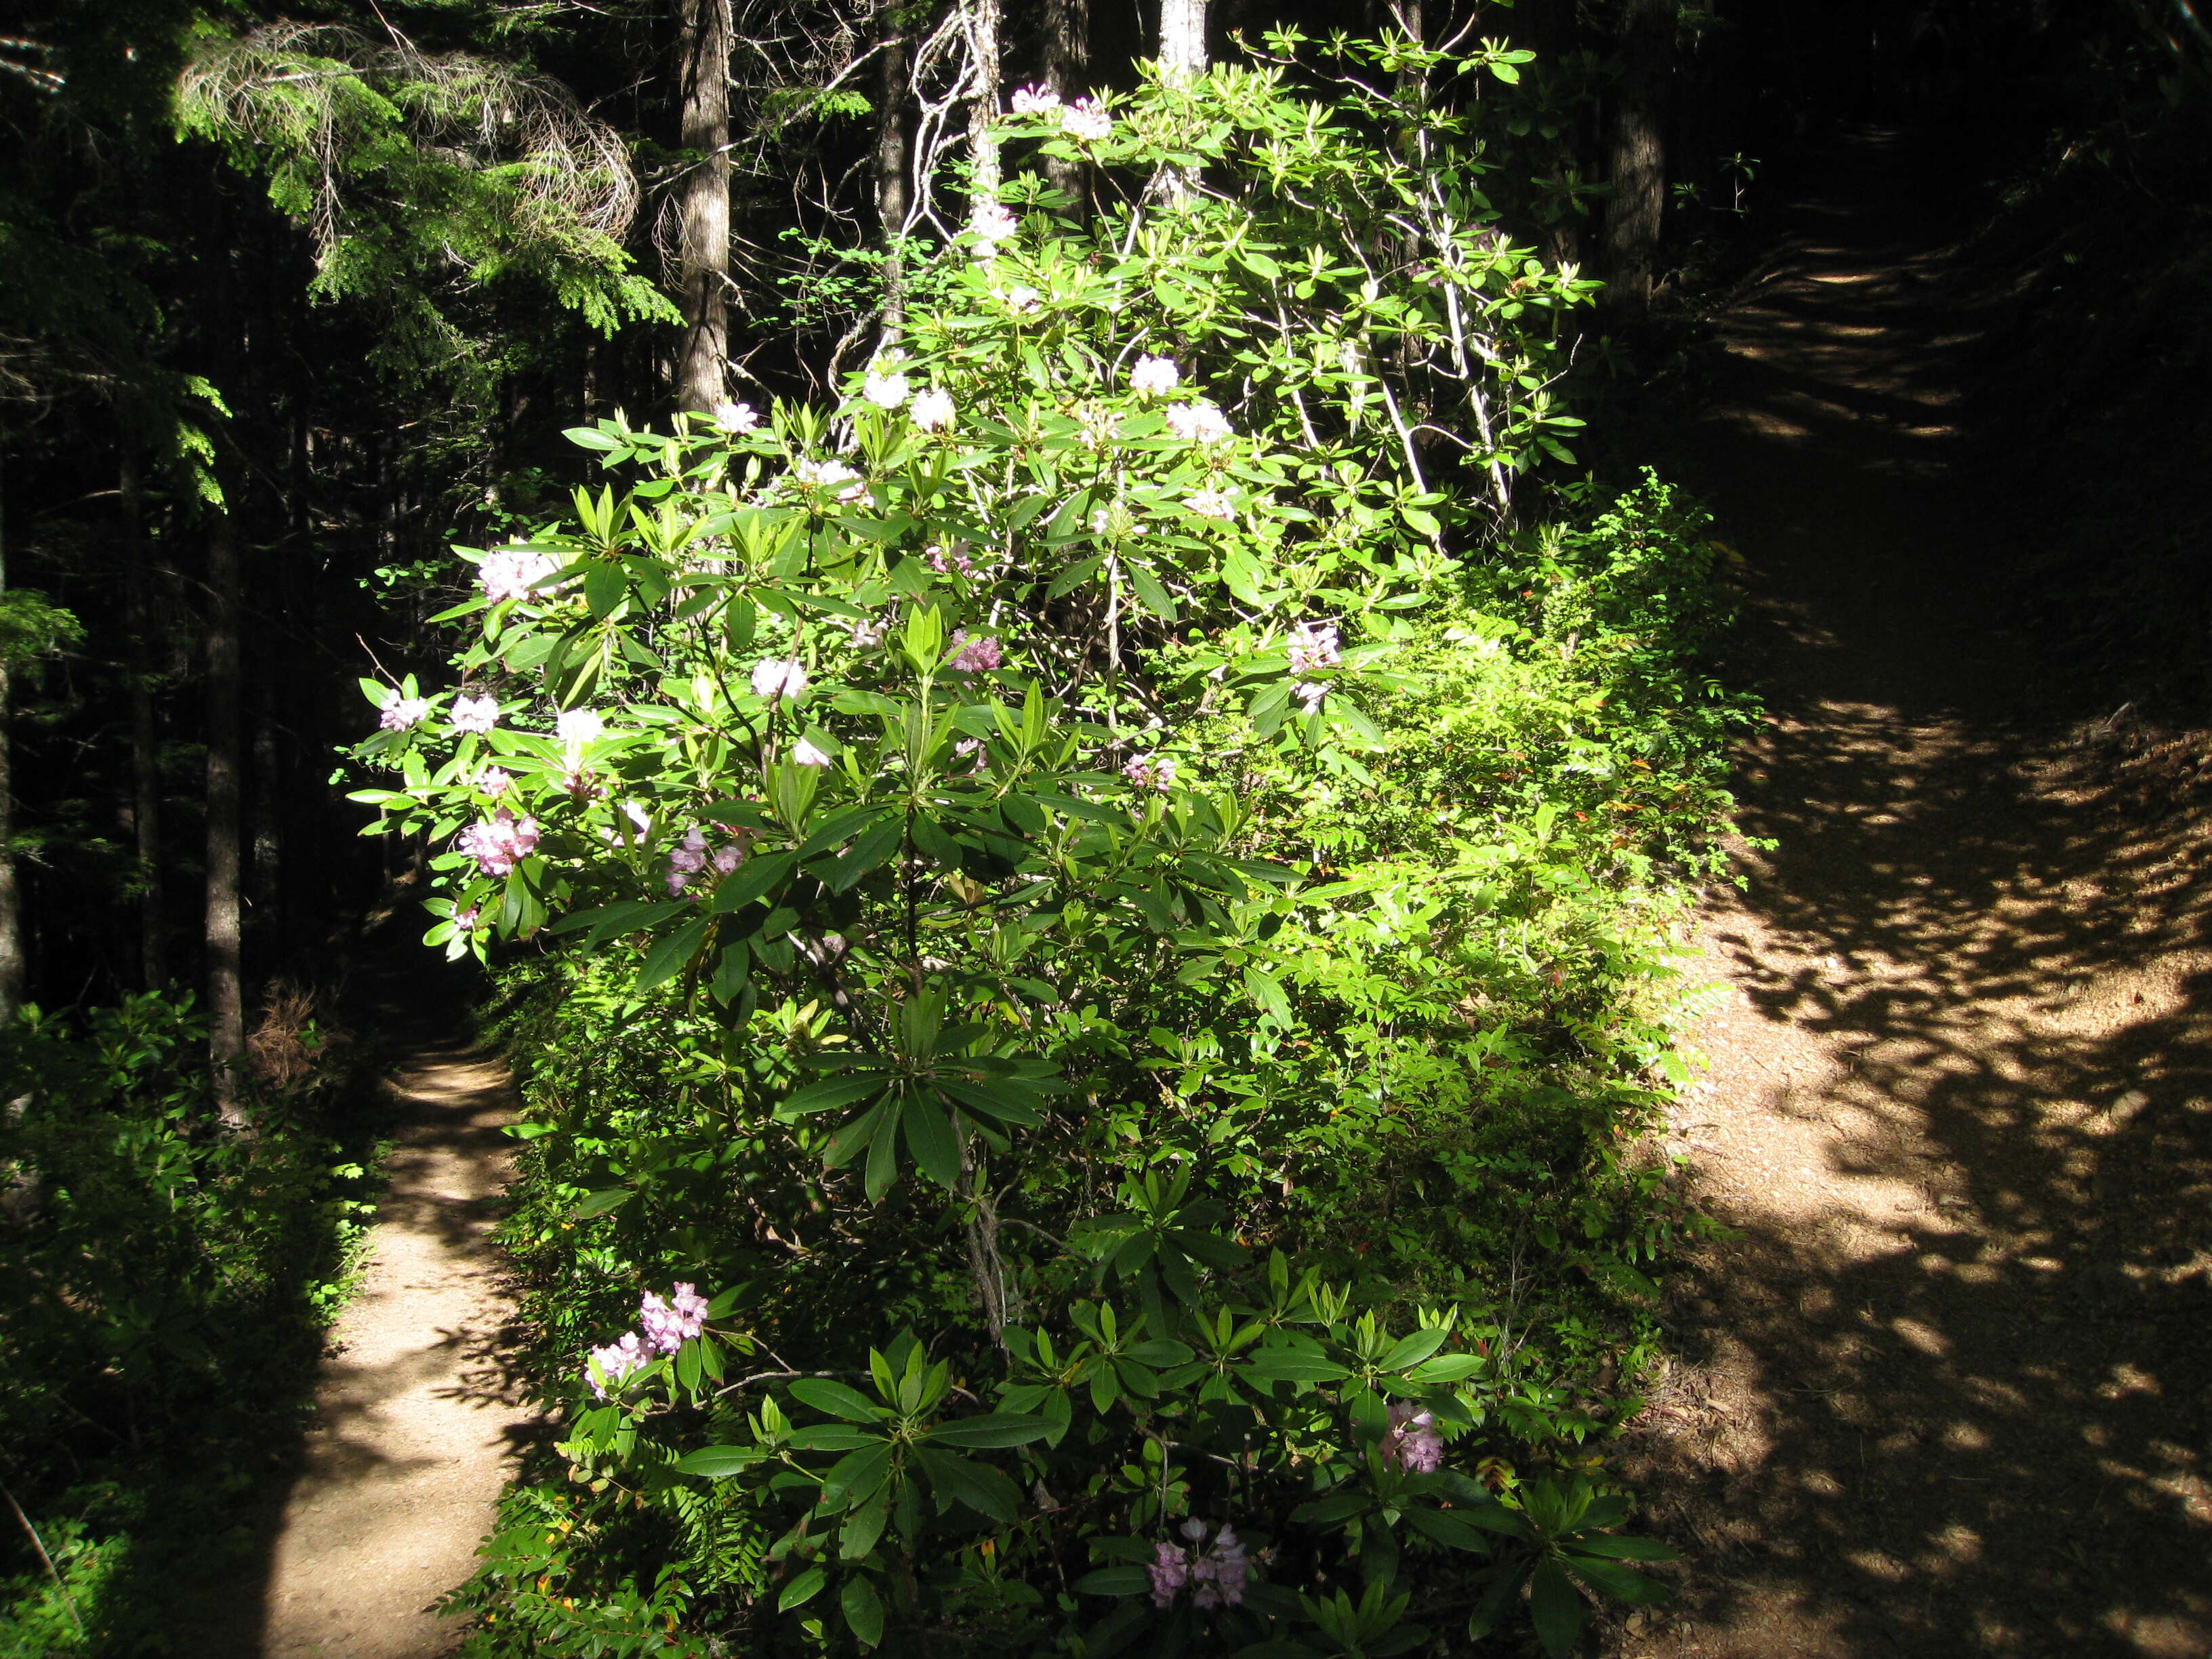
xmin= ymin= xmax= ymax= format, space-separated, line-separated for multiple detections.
xmin=249 ymin=1036 xmax=534 ymax=1659
xmin=1610 ymin=130 xmax=2212 ymax=1657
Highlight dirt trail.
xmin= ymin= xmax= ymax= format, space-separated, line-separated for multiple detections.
xmin=258 ymin=1045 xmax=534 ymax=1659
xmin=1618 ymin=132 xmax=2212 ymax=1657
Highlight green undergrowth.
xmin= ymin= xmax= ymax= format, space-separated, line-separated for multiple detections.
xmin=0 ymin=992 xmax=386 ymax=1656
xmin=453 ymin=473 xmax=1748 ymax=1657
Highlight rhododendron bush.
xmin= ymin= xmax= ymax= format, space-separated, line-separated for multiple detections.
xmin=351 ymin=43 xmax=1728 ymax=1659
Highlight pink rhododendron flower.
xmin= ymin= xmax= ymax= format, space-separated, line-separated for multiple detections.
xmin=1165 ymin=401 xmax=1233 ymax=445
xmin=993 ymin=284 xmax=1042 ymax=314
xmin=1009 ymin=84 xmax=1062 ymax=115
xmin=1148 ymin=1539 xmax=1189 ymax=1607
xmin=563 ymin=765 xmax=606 ymax=802
xmin=1149 ymin=1521 xmax=1249 ymax=1612
xmin=638 ymin=1282 xmax=710 ymax=1353
xmin=791 ymin=737 xmax=833 ymax=767
xmin=927 ymin=543 xmax=975 ymax=577
xmin=452 ymin=905 xmax=480 ymax=932
xmin=1061 ymin=96 xmax=1112 ymax=141
xmin=668 ymin=826 xmax=710 ymax=895
xmin=1123 ymin=754 xmax=1176 ymax=790
xmin=456 ymin=808 xmax=539 ymax=877
xmin=1381 ymin=1400 xmax=1444 ymax=1474
xmin=750 ymin=658 xmax=808 ymax=700
xmin=1288 ymin=620 xmax=1340 ymax=675
xmin=949 ymin=631 xmax=1003 ymax=672
xmin=712 ymin=399 xmax=760 ymax=434
xmin=969 ymin=201 xmax=1019 ymax=247
xmin=379 ymin=695 xmax=431 ymax=732
xmin=1294 ymin=681 xmax=1328 ymax=712
xmin=1185 ymin=487 xmax=1235 ymax=521
xmin=862 ymin=368 xmax=909 ymax=409
xmin=793 ymin=457 xmax=865 ymax=503
xmin=909 ymin=387 xmax=955 ymax=432
xmin=479 ymin=544 xmax=560 ymax=602
xmin=448 ymin=693 xmax=499 ymax=734
xmin=711 ymin=841 xmax=745 ymax=876
xmin=474 ymin=766 xmax=511 ymax=796
xmin=1129 ymin=354 xmax=1180 ymax=396
xmin=556 ymin=708 xmax=605 ymax=750
xmin=588 ymin=1331 xmax=648 ymax=1398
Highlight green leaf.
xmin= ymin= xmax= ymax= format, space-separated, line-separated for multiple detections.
xmin=926 ymin=1412 xmax=1051 ymax=1448
xmin=1072 ymin=1565 xmax=1151 ymax=1597
xmin=785 ymin=1425 xmax=883 ymax=1450
xmin=674 ymin=1445 xmax=765 ymax=1477
xmin=711 ymin=849 xmax=796 ymax=913
xmin=635 ymin=917 xmax=710 ymax=994
xmin=1378 ymin=1327 xmax=1449 ymax=1372
xmin=779 ymin=1565 xmax=828 ymax=1613
xmin=1561 ymin=1552 xmax=1671 ymax=1604
xmin=914 ymin=1447 xmax=1021 ymax=1523
xmin=841 ymin=1576 xmax=884 ymax=1647
xmin=902 ymin=1094 xmax=962 ymax=1189
xmin=1289 ymin=1491 xmax=1372 ymax=1525
xmin=1568 ymin=1534 xmax=1679 ymax=1563
xmin=565 ymin=426 xmax=622 ymax=451
xmin=1401 ymin=1507 xmax=1492 ymax=1554
xmin=790 ymin=1378 xmax=888 ymax=1423
xmin=828 ymin=817 xmax=904 ymax=892
xmin=570 ymin=1189 xmax=632 ymax=1219
xmin=1240 ymin=1349 xmax=1350 ymax=1384
xmin=781 ymin=1075 xmax=890 ymax=1118
xmin=1528 ymin=1560 xmax=1587 ymax=1658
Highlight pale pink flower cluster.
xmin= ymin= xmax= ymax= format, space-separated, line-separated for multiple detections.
xmin=1288 ymin=621 xmax=1340 ymax=675
xmin=1295 ymin=681 xmax=1329 ymax=712
xmin=750 ymin=657 xmax=808 ymax=701
xmin=712 ymin=399 xmax=760 ymax=434
xmin=668 ymin=827 xmax=745 ymax=896
xmin=586 ymin=1282 xmax=711 ymax=1398
xmin=949 ymin=631 xmax=1004 ymax=672
xmin=991 ymin=284 xmax=1042 ymax=314
xmin=448 ymin=693 xmax=499 ymax=735
xmin=1007 ymin=85 xmax=1113 ymax=140
xmin=480 ymin=544 xmax=561 ymax=603
xmin=452 ymin=905 xmax=481 ymax=933
xmin=1129 ymin=354 xmax=1181 ymax=396
xmin=474 ymin=766 xmax=511 ymax=796
xmin=1165 ymin=401 xmax=1233 ymax=445
xmin=457 ymin=807 xmax=540 ymax=877
xmin=639 ymin=1282 xmax=710 ymax=1352
xmin=791 ymin=737 xmax=833 ymax=767
xmin=588 ymin=1331 xmax=647 ymax=1399
xmin=1148 ymin=1520 xmax=1249 ymax=1611
xmin=862 ymin=366 xmax=909 ymax=409
xmin=1185 ymin=488 xmax=1235 ymax=521
xmin=927 ymin=543 xmax=975 ymax=577
xmin=1381 ymin=1400 xmax=1445 ymax=1474
xmin=556 ymin=708 xmax=605 ymax=750
xmin=1123 ymin=754 xmax=1176 ymax=790
xmin=794 ymin=457 xmax=866 ymax=503
xmin=379 ymin=695 xmax=431 ymax=732
xmin=909 ymin=387 xmax=955 ymax=432
xmin=970 ymin=201 xmax=1019 ymax=252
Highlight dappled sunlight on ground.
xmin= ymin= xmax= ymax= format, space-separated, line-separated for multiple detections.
xmin=1612 ymin=130 xmax=2212 ymax=1659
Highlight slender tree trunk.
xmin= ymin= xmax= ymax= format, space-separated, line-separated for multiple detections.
xmin=250 ymin=678 xmax=280 ymax=957
xmin=1040 ymin=0 xmax=1090 ymax=203
xmin=0 ymin=457 xmax=22 ymax=1027
xmin=205 ymin=510 xmax=247 ymax=1123
xmin=1603 ymin=0 xmax=1672 ymax=314
xmin=966 ymin=0 xmax=1002 ymax=197
xmin=122 ymin=453 xmax=165 ymax=989
xmin=676 ymin=0 xmax=733 ymax=413
xmin=876 ymin=28 xmax=911 ymax=333
xmin=1158 ymin=0 xmax=1208 ymax=79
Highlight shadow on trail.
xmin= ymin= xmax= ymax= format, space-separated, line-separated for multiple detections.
xmin=1624 ymin=130 xmax=2212 ymax=1658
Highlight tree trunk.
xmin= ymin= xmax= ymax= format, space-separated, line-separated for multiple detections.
xmin=205 ymin=510 xmax=247 ymax=1123
xmin=1603 ymin=0 xmax=1672 ymax=314
xmin=966 ymin=0 xmax=1003 ymax=199
xmin=676 ymin=0 xmax=733 ymax=413
xmin=122 ymin=452 xmax=165 ymax=989
xmin=1040 ymin=0 xmax=1090 ymax=203
xmin=1158 ymin=0 xmax=1208 ymax=79
xmin=876 ymin=28 xmax=911 ymax=333
xmin=0 ymin=457 xmax=21 ymax=1027
xmin=250 ymin=677 xmax=281 ymax=958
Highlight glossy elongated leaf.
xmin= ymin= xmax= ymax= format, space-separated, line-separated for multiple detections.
xmin=781 ymin=1075 xmax=890 ymax=1118
xmin=1289 ymin=1490 xmax=1372 ymax=1525
xmin=1528 ymin=1560 xmax=1588 ymax=1658
xmin=819 ymin=1442 xmax=896 ymax=1510
xmin=828 ymin=817 xmax=904 ymax=891
xmin=1072 ymin=1565 xmax=1151 ymax=1596
xmin=840 ymin=1575 xmax=884 ymax=1646
xmin=709 ymin=849 xmax=796 ymax=914
xmin=902 ymin=1094 xmax=962 ymax=1189
xmin=840 ymin=1491 xmax=890 ymax=1561
xmin=1401 ymin=1507 xmax=1493 ymax=1554
xmin=914 ymin=1447 xmax=1021 ymax=1523
xmin=1409 ymin=1353 xmax=1485 ymax=1382
xmin=635 ymin=918 xmax=710 ymax=994
xmin=785 ymin=1425 xmax=882 ymax=1451
xmin=674 ymin=1445 xmax=764 ymax=1477
xmin=1561 ymin=1551 xmax=1671 ymax=1604
xmin=925 ymin=1412 xmax=1051 ymax=1448
xmin=1568 ymin=1534 xmax=1679 ymax=1563
xmin=779 ymin=1565 xmax=827 ymax=1613
xmin=1378 ymin=1327 xmax=1449 ymax=1372
xmin=1240 ymin=1349 xmax=1349 ymax=1383
xmin=792 ymin=1378 xmax=887 ymax=1422
xmin=934 ymin=1076 xmax=1042 ymax=1128
xmin=569 ymin=1188 xmax=632 ymax=1218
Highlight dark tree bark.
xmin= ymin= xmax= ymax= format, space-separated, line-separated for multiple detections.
xmin=1040 ymin=0 xmax=1090 ymax=203
xmin=122 ymin=451 xmax=164 ymax=989
xmin=876 ymin=26 xmax=911 ymax=332
xmin=676 ymin=0 xmax=733 ymax=413
xmin=0 ymin=457 xmax=21 ymax=1027
xmin=1603 ymin=0 xmax=1673 ymax=314
xmin=205 ymin=508 xmax=247 ymax=1122
xmin=967 ymin=0 xmax=1003 ymax=197
xmin=250 ymin=676 xmax=281 ymax=955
